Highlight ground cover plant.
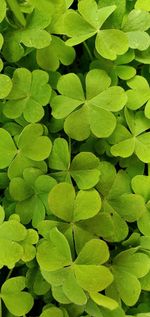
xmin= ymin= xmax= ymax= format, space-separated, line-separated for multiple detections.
xmin=0 ymin=0 xmax=150 ymax=316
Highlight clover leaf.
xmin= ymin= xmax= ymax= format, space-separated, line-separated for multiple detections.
xmin=2 ymin=8 xmax=52 ymax=62
xmin=19 ymin=228 xmax=39 ymax=262
xmin=0 ymin=74 xmax=12 ymax=99
xmin=3 ymin=68 xmax=52 ymax=123
xmin=40 ymin=306 xmax=64 ymax=317
xmin=0 ymin=128 xmax=17 ymax=169
xmin=9 ymin=167 xmax=57 ymax=225
xmin=91 ymin=50 xmax=136 ymax=83
xmin=0 ymin=208 xmax=31 ymax=268
xmin=63 ymin=0 xmax=129 ymax=60
xmin=46 ymin=181 xmax=101 ymax=252
xmin=36 ymin=35 xmax=75 ymax=71
xmin=131 ymin=175 xmax=150 ymax=235
xmin=122 ymin=10 xmax=150 ymax=51
xmin=37 ymin=228 xmax=113 ymax=305
xmin=17 ymin=123 xmax=52 ymax=161
xmin=107 ymin=248 xmax=150 ymax=306
xmin=48 ymin=182 xmax=101 ymax=222
xmin=0 ymin=0 xmax=6 ymax=23
xmin=51 ymin=69 xmax=127 ymax=140
xmin=0 ymin=276 xmax=34 ymax=316
xmin=83 ymin=161 xmax=145 ymax=243
xmin=0 ymin=124 xmax=52 ymax=169
xmin=49 ymin=137 xmax=100 ymax=189
xmin=110 ymin=109 xmax=150 ymax=163
xmin=126 ymin=76 xmax=150 ymax=118
xmin=89 ymin=293 xmax=118 ymax=311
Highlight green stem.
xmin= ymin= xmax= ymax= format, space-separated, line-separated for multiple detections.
xmin=6 ymin=268 xmax=13 ymax=280
xmin=83 ymin=41 xmax=93 ymax=61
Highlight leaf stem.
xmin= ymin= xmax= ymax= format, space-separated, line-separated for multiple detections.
xmin=6 ymin=268 xmax=13 ymax=280
xmin=83 ymin=41 xmax=93 ymax=61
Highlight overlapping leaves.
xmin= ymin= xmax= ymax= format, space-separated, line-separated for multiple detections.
xmin=49 ymin=137 xmax=101 ymax=189
xmin=3 ymin=68 xmax=52 ymax=123
xmin=51 ymin=69 xmax=127 ymax=140
xmin=37 ymin=227 xmax=113 ymax=305
xmin=0 ymin=123 xmax=52 ymax=168
xmin=9 ymin=167 xmax=57 ymax=225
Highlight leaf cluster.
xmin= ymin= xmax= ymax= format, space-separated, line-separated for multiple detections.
xmin=0 ymin=0 xmax=149 ymax=317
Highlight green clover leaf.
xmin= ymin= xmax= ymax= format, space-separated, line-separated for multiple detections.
xmin=0 ymin=209 xmax=29 ymax=268
xmin=0 ymin=74 xmax=12 ymax=99
xmin=18 ymin=123 xmax=52 ymax=161
xmin=107 ymin=248 xmax=150 ymax=306
xmin=3 ymin=68 xmax=52 ymax=123
xmin=48 ymin=182 xmax=101 ymax=222
xmin=19 ymin=228 xmax=39 ymax=262
xmin=37 ymin=227 xmax=72 ymax=272
xmin=126 ymin=75 xmax=150 ymax=118
xmin=122 ymin=9 xmax=150 ymax=51
xmin=110 ymin=109 xmax=150 ymax=163
xmin=8 ymin=152 xmax=47 ymax=179
xmin=0 ymin=124 xmax=52 ymax=169
xmin=0 ymin=0 xmax=6 ymax=23
xmin=0 ymin=276 xmax=33 ymax=316
xmin=131 ymin=175 xmax=150 ymax=235
xmin=95 ymin=29 xmax=129 ymax=61
xmin=63 ymin=0 xmax=129 ymax=60
xmin=40 ymin=306 xmax=64 ymax=317
xmin=0 ymin=128 xmax=17 ymax=169
xmin=89 ymin=293 xmax=119 ymax=311
xmin=49 ymin=138 xmax=100 ymax=189
xmin=36 ymin=35 xmax=75 ymax=71
xmin=9 ymin=167 xmax=57 ymax=225
xmin=37 ymin=228 xmax=113 ymax=305
xmin=2 ymin=8 xmax=52 ymax=62
xmin=84 ymin=162 xmax=145 ymax=242
xmin=51 ymin=69 xmax=127 ymax=140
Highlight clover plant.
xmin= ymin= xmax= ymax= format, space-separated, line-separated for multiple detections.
xmin=0 ymin=1 xmax=150 ymax=316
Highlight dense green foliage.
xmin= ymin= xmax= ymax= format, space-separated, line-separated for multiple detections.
xmin=0 ymin=0 xmax=150 ymax=316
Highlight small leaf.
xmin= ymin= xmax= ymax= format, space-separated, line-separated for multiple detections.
xmin=70 ymin=152 xmax=100 ymax=189
xmin=48 ymin=182 xmax=75 ymax=221
xmin=49 ymin=138 xmax=70 ymax=171
xmin=73 ymin=189 xmax=101 ymax=222
xmin=0 ymin=74 xmax=12 ymax=99
xmin=96 ymin=29 xmax=129 ymax=60
xmin=40 ymin=307 xmax=63 ymax=317
xmin=90 ymin=292 xmax=119 ymax=310
xmin=18 ymin=124 xmax=52 ymax=161
xmin=112 ymin=267 xmax=141 ymax=306
xmin=0 ymin=239 xmax=23 ymax=269
xmin=75 ymin=239 xmax=109 ymax=265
